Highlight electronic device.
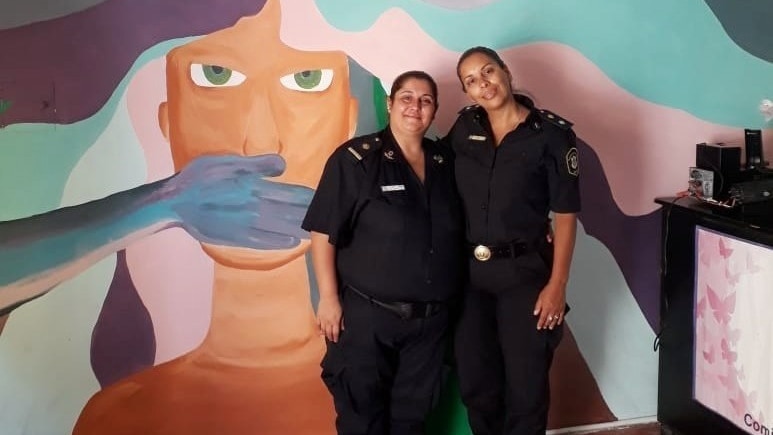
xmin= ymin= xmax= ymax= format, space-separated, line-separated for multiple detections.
xmin=688 ymin=167 xmax=714 ymax=199
xmin=729 ymin=178 xmax=773 ymax=204
xmin=744 ymin=129 xmax=764 ymax=170
xmin=695 ymin=143 xmax=741 ymax=199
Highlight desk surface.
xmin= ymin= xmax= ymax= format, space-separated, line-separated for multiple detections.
xmin=655 ymin=196 xmax=773 ymax=235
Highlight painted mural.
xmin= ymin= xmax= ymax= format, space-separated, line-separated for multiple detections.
xmin=1 ymin=0 xmax=772 ymax=434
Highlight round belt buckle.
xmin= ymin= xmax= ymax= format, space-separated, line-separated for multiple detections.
xmin=473 ymin=245 xmax=491 ymax=262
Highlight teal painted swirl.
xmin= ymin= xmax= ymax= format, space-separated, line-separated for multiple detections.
xmin=316 ymin=0 xmax=773 ymax=128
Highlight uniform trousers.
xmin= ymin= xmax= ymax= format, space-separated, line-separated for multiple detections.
xmin=321 ymin=287 xmax=449 ymax=435
xmin=454 ymin=249 xmax=563 ymax=435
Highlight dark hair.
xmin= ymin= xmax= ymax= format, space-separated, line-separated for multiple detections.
xmin=389 ymin=70 xmax=439 ymax=108
xmin=456 ymin=46 xmax=507 ymax=91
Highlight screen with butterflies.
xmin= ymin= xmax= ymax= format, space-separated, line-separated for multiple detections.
xmin=693 ymin=226 xmax=772 ymax=435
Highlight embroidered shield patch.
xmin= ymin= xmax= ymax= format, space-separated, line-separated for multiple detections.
xmin=565 ymin=147 xmax=579 ymax=176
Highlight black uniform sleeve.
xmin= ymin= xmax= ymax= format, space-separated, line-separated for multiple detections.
xmin=301 ymin=148 xmax=361 ymax=245
xmin=545 ymin=128 xmax=581 ymax=213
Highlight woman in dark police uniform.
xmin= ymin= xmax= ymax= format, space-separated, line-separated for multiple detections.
xmin=445 ymin=47 xmax=581 ymax=435
xmin=302 ymin=71 xmax=463 ymax=435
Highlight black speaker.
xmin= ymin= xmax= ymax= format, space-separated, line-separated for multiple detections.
xmin=744 ymin=129 xmax=764 ymax=170
xmin=696 ymin=143 xmax=741 ymax=198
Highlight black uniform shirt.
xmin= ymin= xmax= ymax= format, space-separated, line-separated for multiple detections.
xmin=446 ymin=94 xmax=581 ymax=245
xmin=302 ymin=127 xmax=463 ymax=302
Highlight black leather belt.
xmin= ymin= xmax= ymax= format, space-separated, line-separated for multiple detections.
xmin=469 ymin=241 xmax=530 ymax=262
xmin=345 ymin=285 xmax=443 ymax=320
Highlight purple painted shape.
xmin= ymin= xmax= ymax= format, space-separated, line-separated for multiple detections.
xmin=91 ymin=249 xmax=155 ymax=387
xmin=0 ymin=0 xmax=266 ymax=125
xmin=576 ymin=138 xmax=661 ymax=330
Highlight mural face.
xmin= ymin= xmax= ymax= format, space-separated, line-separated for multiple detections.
xmin=160 ymin=0 xmax=356 ymax=270
xmin=70 ymin=1 xmax=344 ymax=434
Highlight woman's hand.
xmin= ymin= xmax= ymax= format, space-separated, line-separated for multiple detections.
xmin=533 ymin=281 xmax=566 ymax=330
xmin=317 ymin=295 xmax=344 ymax=343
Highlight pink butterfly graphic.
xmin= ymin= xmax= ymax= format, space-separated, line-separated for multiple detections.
xmin=746 ymin=252 xmax=762 ymax=274
xmin=699 ymin=250 xmax=713 ymax=267
xmin=721 ymin=326 xmax=741 ymax=345
xmin=702 ymin=345 xmax=715 ymax=364
xmin=718 ymin=372 xmax=735 ymax=390
xmin=719 ymin=237 xmax=733 ymax=259
xmin=707 ymin=285 xmax=736 ymax=325
xmin=725 ymin=267 xmax=740 ymax=286
xmin=721 ymin=339 xmax=737 ymax=363
xmin=729 ymin=390 xmax=757 ymax=418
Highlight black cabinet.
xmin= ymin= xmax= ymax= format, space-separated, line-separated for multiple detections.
xmin=656 ymin=197 xmax=773 ymax=435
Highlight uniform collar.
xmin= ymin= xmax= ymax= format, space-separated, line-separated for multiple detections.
xmin=514 ymin=93 xmax=535 ymax=110
xmin=514 ymin=94 xmax=543 ymax=131
xmin=379 ymin=126 xmax=401 ymax=162
xmin=466 ymin=94 xmax=543 ymax=132
xmin=382 ymin=125 xmax=426 ymax=164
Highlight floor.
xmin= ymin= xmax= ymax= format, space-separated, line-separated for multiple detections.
xmin=572 ymin=422 xmax=662 ymax=434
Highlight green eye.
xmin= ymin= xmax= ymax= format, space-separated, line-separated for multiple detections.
xmin=279 ymin=69 xmax=334 ymax=92
xmin=190 ymin=63 xmax=247 ymax=88
xmin=202 ymin=65 xmax=232 ymax=85
xmin=294 ymin=70 xmax=322 ymax=89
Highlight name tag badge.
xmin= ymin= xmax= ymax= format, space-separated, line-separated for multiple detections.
xmin=468 ymin=135 xmax=486 ymax=141
xmin=381 ymin=184 xmax=405 ymax=192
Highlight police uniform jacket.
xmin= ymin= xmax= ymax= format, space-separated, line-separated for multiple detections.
xmin=445 ymin=94 xmax=581 ymax=247
xmin=302 ymin=127 xmax=464 ymax=303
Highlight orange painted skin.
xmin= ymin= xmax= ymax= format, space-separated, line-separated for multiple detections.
xmin=73 ymin=1 xmax=356 ymax=434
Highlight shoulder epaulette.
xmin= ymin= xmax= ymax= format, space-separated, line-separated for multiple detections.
xmin=458 ymin=104 xmax=480 ymax=115
xmin=345 ymin=133 xmax=383 ymax=163
xmin=537 ymin=109 xmax=573 ymax=129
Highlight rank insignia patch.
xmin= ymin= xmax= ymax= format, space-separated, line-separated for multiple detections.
xmin=566 ymin=147 xmax=579 ymax=176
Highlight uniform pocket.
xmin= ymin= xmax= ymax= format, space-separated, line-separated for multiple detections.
xmin=511 ymin=251 xmax=551 ymax=286
xmin=378 ymin=189 xmax=409 ymax=206
xmin=321 ymin=343 xmax=345 ymax=393
xmin=535 ymin=240 xmax=554 ymax=271
xmin=321 ymin=341 xmax=386 ymax=416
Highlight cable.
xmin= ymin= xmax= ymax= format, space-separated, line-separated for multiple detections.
xmin=653 ymin=196 xmax=684 ymax=352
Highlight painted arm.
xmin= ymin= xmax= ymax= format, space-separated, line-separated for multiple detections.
xmin=0 ymin=154 xmax=313 ymax=315
xmin=309 ymin=231 xmax=343 ymax=343
xmin=534 ymin=212 xmax=577 ymax=329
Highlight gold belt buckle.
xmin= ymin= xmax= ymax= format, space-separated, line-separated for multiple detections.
xmin=473 ymin=245 xmax=492 ymax=262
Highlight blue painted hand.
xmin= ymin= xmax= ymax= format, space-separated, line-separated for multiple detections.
xmin=164 ymin=153 xmax=314 ymax=250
